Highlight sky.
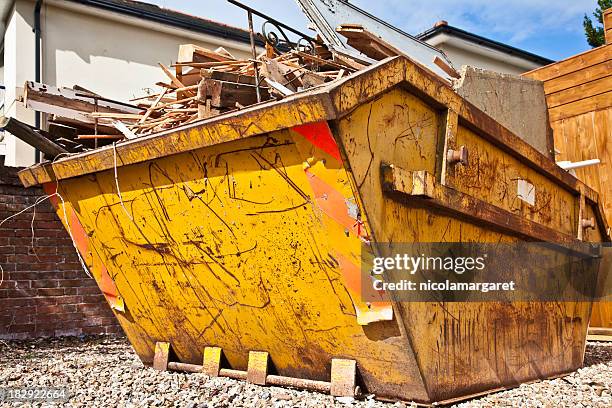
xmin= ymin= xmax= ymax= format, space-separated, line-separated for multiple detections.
xmin=146 ymin=0 xmax=601 ymax=62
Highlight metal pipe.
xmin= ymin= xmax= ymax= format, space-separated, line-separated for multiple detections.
xmin=219 ymin=368 xmax=248 ymax=380
xmin=165 ymin=362 xmax=334 ymax=393
xmin=266 ymin=375 xmax=331 ymax=393
xmin=33 ymin=0 xmax=43 ymax=163
xmin=167 ymin=362 xmax=202 ymax=373
xmin=247 ymin=11 xmax=261 ymax=103
xmin=556 ymin=159 xmax=601 ymax=171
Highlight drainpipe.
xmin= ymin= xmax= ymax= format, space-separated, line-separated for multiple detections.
xmin=33 ymin=0 xmax=42 ymax=163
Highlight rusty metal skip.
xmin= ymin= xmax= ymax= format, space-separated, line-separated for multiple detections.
xmin=17 ymin=56 xmax=610 ymax=404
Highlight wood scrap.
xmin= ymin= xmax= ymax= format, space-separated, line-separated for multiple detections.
xmin=0 ymin=115 xmax=68 ymax=158
xmin=433 ymin=56 xmax=461 ymax=79
xmin=159 ymin=63 xmax=187 ymax=89
xmin=264 ymin=78 xmax=294 ymax=97
xmin=17 ymin=38 xmax=371 ymax=151
xmin=336 ymin=24 xmax=401 ymax=60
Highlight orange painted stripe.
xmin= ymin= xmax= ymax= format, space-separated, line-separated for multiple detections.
xmin=292 ymin=121 xmax=342 ymax=162
xmin=305 ymin=170 xmax=365 ymax=239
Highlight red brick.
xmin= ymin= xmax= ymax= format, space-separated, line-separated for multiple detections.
xmin=56 ymin=279 xmax=85 ymax=288
xmin=77 ymin=287 xmax=101 ymax=295
xmin=0 ymin=288 xmax=37 ymax=298
xmin=37 ymin=304 xmax=75 ymax=314
xmin=82 ymin=326 xmax=107 ymax=335
xmin=30 ymin=279 xmax=60 ymax=289
xmin=0 ymin=172 xmax=121 ymax=340
xmin=54 ymin=295 xmax=83 ymax=304
xmin=5 ymin=323 xmax=36 ymax=333
xmin=105 ymin=325 xmax=124 ymax=334
xmin=34 ymin=312 xmax=86 ymax=324
xmin=0 ymin=297 xmax=35 ymax=307
xmin=9 ymin=271 xmax=64 ymax=280
xmin=81 ymin=294 xmax=106 ymax=303
xmin=58 ymin=263 xmax=84 ymax=271
xmin=0 ymin=312 xmax=33 ymax=325
xmin=36 ymin=288 xmax=64 ymax=296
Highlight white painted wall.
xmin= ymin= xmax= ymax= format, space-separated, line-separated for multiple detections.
xmin=43 ymin=1 xmax=253 ymax=101
xmin=424 ymin=35 xmax=545 ymax=76
xmin=3 ymin=0 xmax=36 ymax=167
xmin=1 ymin=0 xmax=255 ymax=166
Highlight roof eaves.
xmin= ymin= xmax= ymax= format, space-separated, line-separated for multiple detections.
xmin=417 ymin=24 xmax=554 ymax=66
xmin=67 ymin=0 xmax=263 ymax=45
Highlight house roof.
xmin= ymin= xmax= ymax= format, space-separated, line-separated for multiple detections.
xmin=68 ymin=0 xmax=262 ymax=45
xmin=416 ymin=23 xmax=554 ymax=66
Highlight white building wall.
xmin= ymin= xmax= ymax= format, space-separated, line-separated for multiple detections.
xmin=43 ymin=1 xmax=253 ymax=102
xmin=2 ymin=0 xmax=255 ymax=167
xmin=3 ymin=0 xmax=36 ymax=167
xmin=423 ymin=35 xmax=545 ymax=76
xmin=435 ymin=43 xmax=531 ymax=76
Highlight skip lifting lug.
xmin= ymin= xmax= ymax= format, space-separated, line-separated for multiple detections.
xmin=447 ymin=146 xmax=469 ymax=166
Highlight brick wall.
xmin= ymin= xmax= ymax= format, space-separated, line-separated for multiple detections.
xmin=0 ymin=165 xmax=122 ymax=339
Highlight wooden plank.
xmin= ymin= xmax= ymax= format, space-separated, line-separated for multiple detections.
xmin=433 ymin=56 xmax=461 ymax=79
xmin=203 ymin=79 xmax=269 ymax=108
xmin=173 ymin=60 xmax=248 ymax=68
xmin=337 ymin=24 xmax=401 ymax=61
xmin=0 ymin=115 xmax=69 ymax=157
xmin=292 ymin=50 xmax=359 ymax=71
xmin=543 ymin=61 xmax=612 ymax=94
xmin=549 ymin=91 xmax=612 ymax=122
xmin=153 ymin=342 xmax=170 ymax=371
xmin=330 ymin=359 xmax=357 ymax=397
xmin=159 ymin=63 xmax=186 ymax=89
xmin=524 ymin=44 xmax=612 ymax=81
xmin=77 ymin=135 xmax=124 ymax=140
xmin=177 ymin=44 xmax=235 ymax=63
xmin=90 ymin=112 xmax=143 ymax=120
xmin=546 ymin=75 xmax=612 ymax=108
xmin=200 ymin=69 xmax=257 ymax=85
xmin=301 ymin=71 xmax=326 ymax=89
xmin=51 ymin=116 xmax=118 ymax=134
xmin=246 ymin=351 xmax=268 ymax=385
xmin=23 ymin=81 xmax=141 ymax=120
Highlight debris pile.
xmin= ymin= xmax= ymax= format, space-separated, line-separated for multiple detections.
xmin=2 ymin=21 xmax=459 ymax=158
xmin=10 ymin=38 xmax=376 ymax=156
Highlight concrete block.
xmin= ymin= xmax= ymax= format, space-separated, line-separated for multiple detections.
xmin=453 ymin=66 xmax=552 ymax=159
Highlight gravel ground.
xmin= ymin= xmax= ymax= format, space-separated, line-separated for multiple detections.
xmin=0 ymin=336 xmax=610 ymax=407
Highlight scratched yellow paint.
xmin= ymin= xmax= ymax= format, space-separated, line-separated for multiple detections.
xmin=50 ymin=128 xmax=429 ymax=402
xmin=451 ymin=126 xmax=578 ymax=237
xmin=334 ymin=87 xmax=602 ymax=402
xmin=23 ymin=57 xmax=610 ymax=404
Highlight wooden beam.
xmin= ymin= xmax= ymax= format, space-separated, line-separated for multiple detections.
xmin=541 ymin=61 xmax=612 ymax=94
xmin=23 ymin=81 xmax=141 ymax=123
xmin=545 ymin=76 xmax=612 ymax=108
xmin=77 ymin=135 xmax=124 ymax=140
xmin=0 ymin=115 xmax=68 ymax=158
xmin=203 ymin=78 xmax=270 ymax=108
xmin=433 ymin=56 xmax=461 ymax=79
xmin=523 ymin=45 xmax=611 ymax=81
xmin=200 ymin=69 xmax=258 ymax=85
xmin=177 ymin=44 xmax=236 ymax=64
xmin=548 ymin=91 xmax=612 ymax=122
xmin=159 ymin=62 xmax=187 ymax=89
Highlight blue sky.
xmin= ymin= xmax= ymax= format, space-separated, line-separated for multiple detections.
xmin=147 ymin=0 xmax=600 ymax=61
